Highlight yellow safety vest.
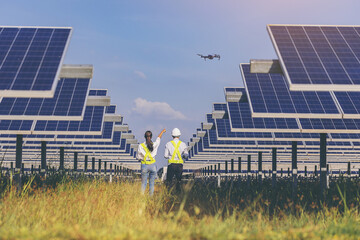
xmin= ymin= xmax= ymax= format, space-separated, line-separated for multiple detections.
xmin=168 ymin=140 xmax=183 ymax=164
xmin=141 ymin=143 xmax=156 ymax=165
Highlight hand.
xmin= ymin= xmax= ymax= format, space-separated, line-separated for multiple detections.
xmin=158 ymin=129 xmax=166 ymax=138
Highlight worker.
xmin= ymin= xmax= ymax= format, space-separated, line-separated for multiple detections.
xmin=137 ymin=128 xmax=166 ymax=195
xmin=164 ymin=128 xmax=188 ymax=191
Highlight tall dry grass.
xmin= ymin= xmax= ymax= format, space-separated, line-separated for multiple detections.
xmin=0 ymin=178 xmax=359 ymax=239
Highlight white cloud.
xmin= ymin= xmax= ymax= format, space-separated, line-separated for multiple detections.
xmin=134 ymin=70 xmax=147 ymax=79
xmin=132 ymin=98 xmax=187 ymax=120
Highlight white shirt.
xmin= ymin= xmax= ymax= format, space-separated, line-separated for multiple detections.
xmin=136 ymin=137 xmax=161 ymax=161
xmin=164 ymin=138 xmax=188 ymax=162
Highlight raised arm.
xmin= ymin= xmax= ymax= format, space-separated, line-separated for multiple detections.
xmin=158 ymin=128 xmax=166 ymax=138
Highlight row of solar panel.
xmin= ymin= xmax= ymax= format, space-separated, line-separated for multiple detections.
xmin=0 ymin=26 xmax=138 ymax=164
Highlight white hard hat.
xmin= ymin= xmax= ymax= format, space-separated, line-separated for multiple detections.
xmin=172 ymin=128 xmax=181 ymax=137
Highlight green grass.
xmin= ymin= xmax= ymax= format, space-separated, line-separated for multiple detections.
xmin=0 ymin=177 xmax=359 ymax=239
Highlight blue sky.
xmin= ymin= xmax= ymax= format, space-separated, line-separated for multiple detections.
xmin=1 ymin=0 xmax=359 ymax=167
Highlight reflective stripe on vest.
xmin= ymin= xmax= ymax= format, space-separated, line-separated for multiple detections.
xmin=141 ymin=143 xmax=156 ymax=165
xmin=168 ymin=140 xmax=183 ymax=164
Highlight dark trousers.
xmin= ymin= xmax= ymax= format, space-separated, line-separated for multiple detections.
xmin=166 ymin=163 xmax=183 ymax=190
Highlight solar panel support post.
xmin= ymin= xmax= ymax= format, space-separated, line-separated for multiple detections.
xmin=211 ymin=165 xmax=213 ymax=176
xmin=15 ymin=134 xmax=23 ymax=170
xmin=31 ymin=165 xmax=34 ymax=175
xmin=258 ymin=152 xmax=262 ymax=184
xmin=104 ymin=162 xmax=107 ymax=176
xmin=347 ymin=162 xmax=351 ymax=177
xmin=92 ymin=157 xmax=95 ymax=174
xmin=320 ymin=133 xmax=328 ymax=200
xmin=315 ymin=165 xmax=317 ymax=177
xmin=74 ymin=152 xmax=78 ymax=172
xmin=14 ymin=134 xmax=23 ymax=189
xmin=218 ymin=163 xmax=221 ymax=175
xmin=238 ymin=157 xmax=241 ymax=175
xmin=214 ymin=164 xmax=217 ymax=175
xmin=59 ymin=147 xmax=64 ymax=171
xmin=98 ymin=159 xmax=102 ymax=175
xmin=225 ymin=161 xmax=228 ymax=174
xmin=247 ymin=155 xmax=251 ymax=186
xmin=40 ymin=141 xmax=47 ymax=175
xmin=305 ymin=166 xmax=307 ymax=177
xmin=84 ymin=155 xmax=88 ymax=173
xmin=291 ymin=141 xmax=298 ymax=199
xmin=272 ymin=148 xmax=277 ymax=189
xmin=109 ymin=163 xmax=113 ymax=182
xmin=231 ymin=159 xmax=234 ymax=174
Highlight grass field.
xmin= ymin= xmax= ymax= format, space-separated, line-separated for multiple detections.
xmin=0 ymin=176 xmax=359 ymax=239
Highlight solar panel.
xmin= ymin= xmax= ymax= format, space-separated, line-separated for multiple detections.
xmin=224 ymin=99 xmax=301 ymax=132
xmin=240 ymin=64 xmax=342 ymax=118
xmin=299 ymin=118 xmax=360 ymax=133
xmin=333 ymin=92 xmax=360 ymax=118
xmin=0 ymin=27 xmax=72 ymax=97
xmin=89 ymin=89 xmax=107 ymax=96
xmin=33 ymin=106 xmax=104 ymax=134
xmin=0 ymin=78 xmax=90 ymax=120
xmin=268 ymin=24 xmax=360 ymax=91
xmin=0 ymin=120 xmax=32 ymax=134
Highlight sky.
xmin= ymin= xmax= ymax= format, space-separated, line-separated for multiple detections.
xmin=0 ymin=0 xmax=359 ymax=167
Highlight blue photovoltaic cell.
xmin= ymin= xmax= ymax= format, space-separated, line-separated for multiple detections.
xmin=34 ymin=106 xmax=104 ymax=133
xmin=257 ymin=141 xmax=294 ymax=146
xmin=0 ymin=78 xmax=90 ymax=118
xmin=304 ymin=141 xmax=352 ymax=147
xmin=299 ymin=118 xmax=360 ymax=132
xmin=0 ymin=120 xmax=32 ymax=131
xmin=215 ymin=114 xmax=273 ymax=139
xmin=273 ymin=132 xmax=321 ymax=140
xmin=333 ymin=92 xmax=360 ymax=116
xmin=205 ymin=114 xmax=257 ymax=146
xmin=240 ymin=64 xmax=341 ymax=117
xmin=268 ymin=25 xmax=360 ymax=88
xmin=106 ymin=105 xmax=116 ymax=114
xmin=0 ymin=27 xmax=71 ymax=92
xmin=213 ymin=109 xmax=325 ymax=141
xmin=56 ymin=105 xmax=119 ymax=141
xmin=330 ymin=133 xmax=360 ymax=141
xmin=225 ymin=96 xmax=300 ymax=131
xmin=89 ymin=89 xmax=107 ymax=96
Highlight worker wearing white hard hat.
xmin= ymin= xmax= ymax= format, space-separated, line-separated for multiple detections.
xmin=164 ymin=128 xmax=188 ymax=190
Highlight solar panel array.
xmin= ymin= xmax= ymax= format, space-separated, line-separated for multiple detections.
xmin=0 ymin=26 xmax=138 ymax=171
xmin=188 ymin=24 xmax=360 ymax=172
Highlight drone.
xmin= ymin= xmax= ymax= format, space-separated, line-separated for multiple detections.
xmin=197 ymin=54 xmax=220 ymax=61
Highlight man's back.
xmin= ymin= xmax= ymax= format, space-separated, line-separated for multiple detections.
xmin=164 ymin=138 xmax=188 ymax=160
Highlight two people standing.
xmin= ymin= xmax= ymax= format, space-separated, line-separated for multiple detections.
xmin=136 ymin=128 xmax=188 ymax=195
